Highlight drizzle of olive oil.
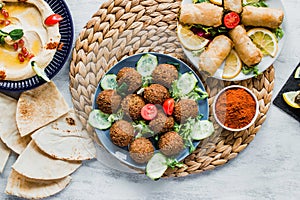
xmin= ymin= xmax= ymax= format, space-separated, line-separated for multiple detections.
xmin=0 ymin=48 xmax=27 ymax=70
xmin=0 ymin=2 xmax=43 ymax=70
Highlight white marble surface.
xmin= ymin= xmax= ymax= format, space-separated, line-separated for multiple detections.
xmin=1 ymin=0 xmax=300 ymax=199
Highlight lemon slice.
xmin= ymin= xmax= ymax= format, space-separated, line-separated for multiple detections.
xmin=294 ymin=66 xmax=300 ymax=79
xmin=247 ymin=28 xmax=278 ymax=57
xmin=222 ymin=50 xmax=242 ymax=79
xmin=283 ymin=91 xmax=300 ymax=109
xmin=177 ymin=24 xmax=209 ymax=51
xmin=210 ymin=0 xmax=222 ymax=6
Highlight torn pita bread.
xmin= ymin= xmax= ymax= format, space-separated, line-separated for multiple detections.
xmin=6 ymin=169 xmax=71 ymax=199
xmin=16 ymin=81 xmax=69 ymax=137
xmin=12 ymin=141 xmax=81 ymax=180
xmin=0 ymin=139 xmax=10 ymax=173
xmin=32 ymin=110 xmax=96 ymax=161
xmin=1 ymin=129 xmax=31 ymax=155
xmin=0 ymin=92 xmax=31 ymax=154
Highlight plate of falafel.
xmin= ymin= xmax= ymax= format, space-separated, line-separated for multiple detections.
xmin=88 ymin=53 xmax=214 ymax=177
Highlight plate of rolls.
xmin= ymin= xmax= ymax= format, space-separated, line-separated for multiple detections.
xmin=178 ymin=0 xmax=286 ymax=81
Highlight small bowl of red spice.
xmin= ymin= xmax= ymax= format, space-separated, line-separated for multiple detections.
xmin=213 ymin=85 xmax=259 ymax=132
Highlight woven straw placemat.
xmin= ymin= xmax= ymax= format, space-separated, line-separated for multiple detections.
xmin=69 ymin=0 xmax=274 ymax=177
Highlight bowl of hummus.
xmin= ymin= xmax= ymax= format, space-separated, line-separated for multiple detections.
xmin=0 ymin=0 xmax=73 ymax=90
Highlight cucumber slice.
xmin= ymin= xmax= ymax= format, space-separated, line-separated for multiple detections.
xmin=176 ymin=72 xmax=198 ymax=95
xmin=100 ymin=74 xmax=117 ymax=90
xmin=31 ymin=61 xmax=50 ymax=82
xmin=88 ymin=109 xmax=112 ymax=130
xmin=191 ymin=120 xmax=214 ymax=140
xmin=136 ymin=54 xmax=158 ymax=77
xmin=146 ymin=153 xmax=168 ymax=180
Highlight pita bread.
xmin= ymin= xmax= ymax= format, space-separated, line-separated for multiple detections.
xmin=6 ymin=169 xmax=71 ymax=199
xmin=32 ymin=110 xmax=96 ymax=161
xmin=1 ymin=129 xmax=31 ymax=155
xmin=0 ymin=92 xmax=31 ymax=154
xmin=12 ymin=141 xmax=81 ymax=180
xmin=16 ymin=81 xmax=69 ymax=137
xmin=0 ymin=139 xmax=10 ymax=173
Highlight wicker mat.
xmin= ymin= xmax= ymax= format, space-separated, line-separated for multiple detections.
xmin=69 ymin=0 xmax=274 ymax=177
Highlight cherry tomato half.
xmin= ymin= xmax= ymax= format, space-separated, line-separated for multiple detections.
xmin=163 ymin=98 xmax=175 ymax=115
xmin=223 ymin=12 xmax=240 ymax=29
xmin=44 ymin=14 xmax=63 ymax=26
xmin=141 ymin=104 xmax=158 ymax=121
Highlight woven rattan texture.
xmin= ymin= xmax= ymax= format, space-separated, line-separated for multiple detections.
xmin=69 ymin=0 xmax=274 ymax=177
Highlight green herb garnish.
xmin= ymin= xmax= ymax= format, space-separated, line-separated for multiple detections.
xmin=242 ymin=65 xmax=262 ymax=78
xmin=0 ymin=29 xmax=24 ymax=45
xmin=166 ymin=158 xmax=184 ymax=169
xmin=243 ymin=0 xmax=268 ymax=7
xmin=107 ymin=109 xmax=124 ymax=123
xmin=272 ymin=27 xmax=284 ymax=40
xmin=193 ymin=24 xmax=228 ymax=37
xmin=133 ymin=120 xmax=154 ymax=139
xmin=193 ymin=0 xmax=209 ymax=3
xmin=142 ymin=76 xmax=152 ymax=88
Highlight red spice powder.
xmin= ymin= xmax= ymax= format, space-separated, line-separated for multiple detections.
xmin=0 ymin=70 xmax=6 ymax=80
xmin=46 ymin=42 xmax=59 ymax=50
xmin=215 ymin=88 xmax=256 ymax=129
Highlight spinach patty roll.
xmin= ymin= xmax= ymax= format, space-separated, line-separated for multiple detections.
xmin=224 ymin=0 xmax=242 ymax=13
xmin=241 ymin=6 xmax=284 ymax=29
xmin=229 ymin=25 xmax=262 ymax=67
xmin=180 ymin=3 xmax=223 ymax=27
xmin=199 ymin=35 xmax=233 ymax=76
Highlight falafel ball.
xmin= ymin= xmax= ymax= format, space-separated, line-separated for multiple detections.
xmin=152 ymin=64 xmax=178 ymax=88
xmin=143 ymin=84 xmax=170 ymax=105
xmin=110 ymin=120 xmax=134 ymax=147
xmin=173 ymin=99 xmax=199 ymax=123
xmin=149 ymin=111 xmax=174 ymax=134
xmin=121 ymin=94 xmax=145 ymax=121
xmin=129 ymin=137 xmax=155 ymax=163
xmin=117 ymin=67 xmax=142 ymax=93
xmin=158 ymin=131 xmax=184 ymax=156
xmin=116 ymin=67 xmax=135 ymax=80
xmin=96 ymin=89 xmax=122 ymax=114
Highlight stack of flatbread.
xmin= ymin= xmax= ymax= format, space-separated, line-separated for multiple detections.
xmin=0 ymin=82 xmax=96 ymax=199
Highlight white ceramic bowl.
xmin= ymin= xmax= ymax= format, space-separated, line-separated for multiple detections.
xmin=212 ymin=85 xmax=259 ymax=132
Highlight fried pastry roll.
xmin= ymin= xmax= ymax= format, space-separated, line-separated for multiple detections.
xmin=229 ymin=25 xmax=263 ymax=66
xmin=199 ymin=35 xmax=233 ymax=76
xmin=224 ymin=0 xmax=243 ymax=13
xmin=241 ymin=6 xmax=284 ymax=29
xmin=179 ymin=3 xmax=223 ymax=27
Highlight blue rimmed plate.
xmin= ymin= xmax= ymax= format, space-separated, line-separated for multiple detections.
xmin=93 ymin=52 xmax=209 ymax=171
xmin=0 ymin=0 xmax=73 ymax=91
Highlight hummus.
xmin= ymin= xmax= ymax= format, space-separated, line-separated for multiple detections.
xmin=0 ymin=0 xmax=60 ymax=80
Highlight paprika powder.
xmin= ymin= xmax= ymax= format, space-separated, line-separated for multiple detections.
xmin=214 ymin=87 xmax=257 ymax=130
